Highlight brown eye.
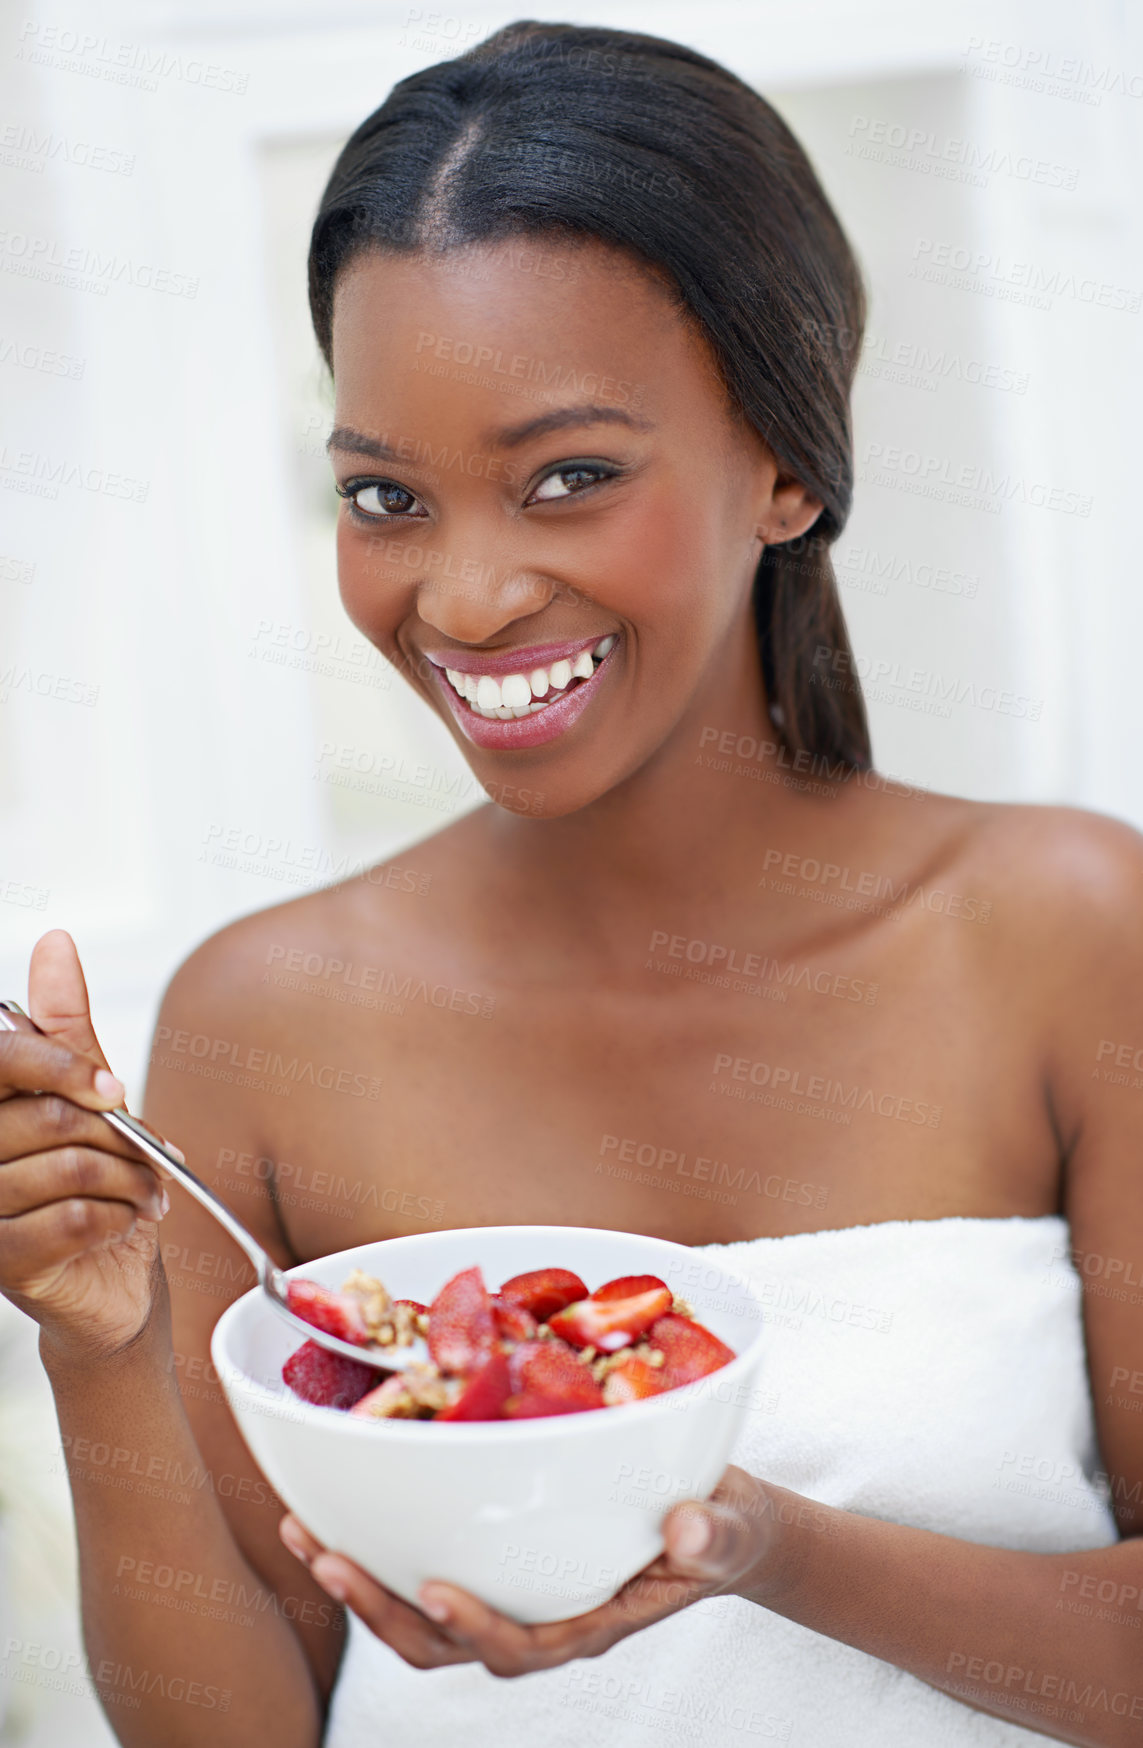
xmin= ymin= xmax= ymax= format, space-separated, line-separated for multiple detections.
xmin=528 ymin=464 xmax=614 ymax=503
xmin=341 ymin=480 xmax=427 ymax=517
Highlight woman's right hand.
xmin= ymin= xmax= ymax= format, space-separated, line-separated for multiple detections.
xmin=0 ymin=929 xmax=172 ymax=1363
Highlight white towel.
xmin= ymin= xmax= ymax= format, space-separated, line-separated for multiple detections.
xmin=323 ymin=1216 xmax=1116 ymax=1746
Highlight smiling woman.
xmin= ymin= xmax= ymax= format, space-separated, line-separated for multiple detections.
xmin=309 ymin=20 xmax=870 ymax=776
xmin=320 ymin=225 xmax=856 ymax=817
xmin=2 ymin=17 xmax=1143 ymax=1748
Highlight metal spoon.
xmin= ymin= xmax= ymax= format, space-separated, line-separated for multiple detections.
xmin=0 ymin=1000 xmax=427 ymax=1372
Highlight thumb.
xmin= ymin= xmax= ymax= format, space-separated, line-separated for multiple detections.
xmin=662 ymin=1498 xmax=756 ymax=1584
xmin=28 ymin=929 xmax=115 ymax=1074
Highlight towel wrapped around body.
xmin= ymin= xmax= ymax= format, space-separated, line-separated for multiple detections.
xmin=324 ymin=1215 xmax=1116 ymax=1747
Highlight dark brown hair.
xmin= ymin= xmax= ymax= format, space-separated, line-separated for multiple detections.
xmin=309 ymin=20 xmax=871 ymax=770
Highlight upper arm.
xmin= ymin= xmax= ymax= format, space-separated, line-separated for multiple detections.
xmin=141 ymin=917 xmax=349 ymax=1703
xmin=1034 ymin=810 xmax=1143 ymax=1536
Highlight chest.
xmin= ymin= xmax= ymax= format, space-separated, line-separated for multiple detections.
xmin=257 ymin=932 xmax=1058 ymax=1259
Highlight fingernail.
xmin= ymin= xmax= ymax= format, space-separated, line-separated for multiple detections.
xmin=311 ymin=1559 xmax=347 ymax=1601
xmin=166 ymin=1144 xmax=185 ymax=1165
xmin=152 ymin=1188 xmax=170 ymax=1220
xmin=673 ymin=1513 xmax=712 ymax=1560
xmin=94 ymin=1069 xmax=125 ymax=1103
xmin=279 ymin=1520 xmax=310 ymax=1565
xmin=419 ymin=1589 xmax=450 ymax=1623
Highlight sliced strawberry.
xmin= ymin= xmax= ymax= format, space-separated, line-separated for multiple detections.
xmin=498 ymin=1267 xmax=588 ymax=1322
xmin=491 ymin=1295 xmax=538 ymax=1342
xmin=509 ymin=1339 xmax=604 ymax=1408
xmin=392 ymin=1298 xmax=428 ymax=1316
xmin=286 ymin=1278 xmax=370 ymax=1345
xmin=437 ymin=1351 xmax=512 ymax=1421
xmin=548 ymin=1285 xmax=673 ymax=1352
xmin=649 ymin=1312 xmax=736 ymax=1387
xmin=427 ymin=1265 xmax=497 ymax=1376
xmin=507 ymin=1337 xmax=553 ymax=1391
xmin=349 ymin=1375 xmax=417 ymax=1419
xmin=601 ymin=1353 xmax=668 ymax=1405
xmin=503 ymin=1391 xmax=601 ymax=1419
xmin=281 ymin=1339 xmax=375 ymax=1409
xmin=592 ymin=1274 xmax=670 ymax=1302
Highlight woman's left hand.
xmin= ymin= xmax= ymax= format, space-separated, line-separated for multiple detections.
xmin=279 ymin=1464 xmax=772 ymax=1677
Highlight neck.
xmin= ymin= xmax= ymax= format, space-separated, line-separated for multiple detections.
xmin=485 ymin=613 xmax=851 ymax=957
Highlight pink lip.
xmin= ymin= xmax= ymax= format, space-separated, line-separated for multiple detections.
xmin=432 ymin=643 xmax=617 ymax=751
xmin=421 ymin=638 xmax=607 ymax=678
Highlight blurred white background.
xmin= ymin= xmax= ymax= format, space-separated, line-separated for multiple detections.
xmin=1 ymin=0 xmax=1140 ymax=1738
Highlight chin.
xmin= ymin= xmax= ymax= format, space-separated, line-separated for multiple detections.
xmin=471 ymin=764 xmax=613 ymax=822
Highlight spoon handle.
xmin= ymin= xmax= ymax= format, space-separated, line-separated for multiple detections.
xmin=0 ymin=1001 xmax=276 ymax=1283
xmin=0 ymin=1000 xmax=416 ymax=1371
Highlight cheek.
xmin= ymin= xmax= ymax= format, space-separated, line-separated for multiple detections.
xmin=336 ymin=519 xmax=412 ymax=648
xmin=601 ymin=485 xmax=747 ymax=640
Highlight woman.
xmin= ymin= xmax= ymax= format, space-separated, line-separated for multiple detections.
xmin=1 ymin=20 xmax=1140 ymax=1747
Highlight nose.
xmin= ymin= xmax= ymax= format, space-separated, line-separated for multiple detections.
xmin=413 ymin=549 xmax=557 ymax=645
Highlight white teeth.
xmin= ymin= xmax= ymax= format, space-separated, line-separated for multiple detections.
xmin=440 ymin=636 xmax=618 ymax=716
xmin=501 ymin=673 xmax=531 ymax=708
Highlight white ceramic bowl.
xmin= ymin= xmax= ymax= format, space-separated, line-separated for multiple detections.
xmin=211 ymin=1225 xmax=767 ymax=1624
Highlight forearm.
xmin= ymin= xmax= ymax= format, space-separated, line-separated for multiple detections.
xmin=43 ymin=1305 xmax=324 ymax=1748
xmin=741 ymin=1481 xmax=1142 ymax=1748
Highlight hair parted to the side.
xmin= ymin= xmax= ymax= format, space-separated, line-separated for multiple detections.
xmin=308 ymin=19 xmax=872 ymax=773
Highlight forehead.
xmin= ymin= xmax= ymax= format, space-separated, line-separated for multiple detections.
xmin=329 ymin=238 xmax=729 ymax=433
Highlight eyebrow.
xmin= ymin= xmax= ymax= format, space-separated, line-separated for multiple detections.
xmin=482 ymin=404 xmax=652 ymax=449
xmin=326 ymin=426 xmax=402 ymax=461
xmin=326 ymin=403 xmax=651 ymax=462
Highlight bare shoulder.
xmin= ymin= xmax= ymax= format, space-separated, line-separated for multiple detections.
xmin=153 ymin=810 xmax=488 ymax=1035
xmin=885 ymin=790 xmax=1143 ymax=1107
xmin=939 ymin=795 xmax=1143 ymax=947
xmin=848 ymin=779 xmax=1143 ymax=1028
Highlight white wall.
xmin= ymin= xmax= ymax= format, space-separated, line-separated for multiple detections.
xmin=0 ymin=1 xmax=1140 ymax=1739
xmin=2 ymin=0 xmax=1141 ymax=1088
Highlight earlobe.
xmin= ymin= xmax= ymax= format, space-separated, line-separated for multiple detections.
xmin=759 ymin=499 xmax=824 ymax=547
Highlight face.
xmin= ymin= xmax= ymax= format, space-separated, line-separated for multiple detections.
xmin=328 ymin=238 xmax=820 ymax=817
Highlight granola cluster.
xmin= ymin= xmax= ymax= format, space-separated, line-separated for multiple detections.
xmin=341 ymin=1270 xmax=427 ymax=1348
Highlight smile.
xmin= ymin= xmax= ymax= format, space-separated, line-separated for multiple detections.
xmin=425 ymin=634 xmax=619 ymax=752
xmin=438 ymin=635 xmax=617 ymax=719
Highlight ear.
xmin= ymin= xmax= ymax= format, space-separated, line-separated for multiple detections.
xmin=755 ymin=469 xmax=824 ymax=546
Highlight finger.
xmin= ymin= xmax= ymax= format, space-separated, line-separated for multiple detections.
xmin=279 ymin=1519 xmax=475 ymax=1671
xmin=420 ymin=1573 xmax=696 ymax=1673
xmin=482 ymin=1555 xmax=710 ymax=1660
xmin=307 ymin=1553 xmax=476 ymax=1671
xmin=660 ymin=1496 xmax=759 ymax=1586
xmin=0 ymin=1029 xmax=124 ymax=1112
xmin=0 ymin=1092 xmax=154 ymax=1167
xmin=0 ymin=1148 xmax=167 ymax=1222
xmin=0 ymin=1196 xmax=140 ymax=1291
xmin=278 ymin=1515 xmax=325 ymax=1566
xmin=413 ymin=1584 xmax=559 ymax=1676
xmin=27 ymin=930 xmax=115 ymax=1074
xmin=487 ymin=1524 xmax=739 ymax=1662
xmin=411 ymin=1488 xmax=768 ymax=1678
